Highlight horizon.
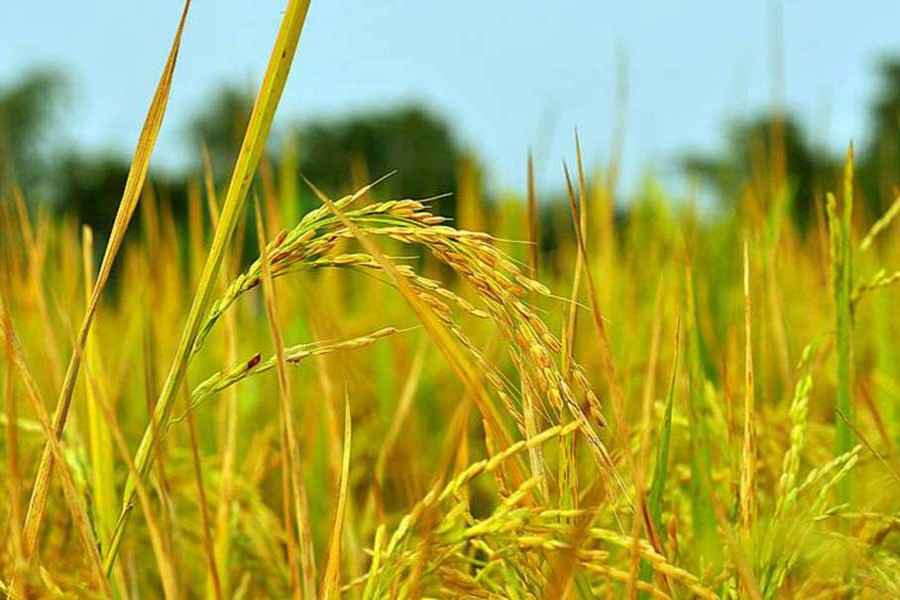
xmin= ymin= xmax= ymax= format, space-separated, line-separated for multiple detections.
xmin=3 ymin=1 xmax=900 ymax=199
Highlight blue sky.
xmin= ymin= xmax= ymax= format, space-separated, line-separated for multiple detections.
xmin=3 ymin=1 xmax=900 ymax=197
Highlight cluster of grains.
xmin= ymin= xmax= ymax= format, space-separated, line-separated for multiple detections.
xmin=852 ymin=268 xmax=900 ymax=305
xmin=174 ymin=184 xmax=691 ymax=596
xmin=343 ymin=422 xmax=715 ymax=598
xmin=774 ymin=340 xmax=819 ymax=516
xmin=760 ymin=443 xmax=862 ymax=596
xmin=367 ymin=211 xmax=612 ymax=474
xmin=192 ymin=188 xmax=611 ymax=473
xmin=175 ymin=326 xmax=405 ymax=426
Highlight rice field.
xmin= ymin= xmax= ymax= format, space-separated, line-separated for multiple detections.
xmin=1 ymin=1 xmax=899 ymax=598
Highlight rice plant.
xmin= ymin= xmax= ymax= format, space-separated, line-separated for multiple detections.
xmin=1 ymin=1 xmax=899 ymax=598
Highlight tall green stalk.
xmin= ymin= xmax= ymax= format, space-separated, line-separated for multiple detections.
xmin=826 ymin=145 xmax=855 ymax=499
xmin=103 ymin=0 xmax=314 ymax=574
xmin=639 ymin=316 xmax=681 ymax=596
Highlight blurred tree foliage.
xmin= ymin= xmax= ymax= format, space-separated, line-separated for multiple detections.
xmin=187 ymin=86 xmax=462 ymax=214
xmin=857 ymin=58 xmax=900 ymax=219
xmin=51 ymin=152 xmax=132 ymax=235
xmin=681 ymin=115 xmax=835 ymax=231
xmin=5 ymin=58 xmax=900 ymax=236
xmin=682 ymin=57 xmax=900 ymax=229
xmin=2 ymin=76 xmax=465 ymax=238
xmin=0 ymin=69 xmax=68 ymax=193
xmin=296 ymin=106 xmax=460 ymax=207
xmin=186 ymin=85 xmax=253 ymax=180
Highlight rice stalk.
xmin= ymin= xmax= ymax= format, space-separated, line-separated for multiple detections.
xmin=0 ymin=300 xmax=113 ymax=598
xmin=79 ymin=226 xmax=117 ymax=560
xmin=739 ymin=241 xmax=757 ymax=542
xmin=826 ymin=145 xmax=855 ymax=497
xmin=255 ymin=195 xmax=316 ymax=598
xmin=322 ymin=396 xmax=352 ymax=599
xmin=1 ymin=283 xmax=25 ymax=600
xmin=639 ymin=314 xmax=681 ymax=595
xmin=18 ymin=3 xmax=191 ymax=570
xmin=107 ymin=0 xmax=313 ymax=573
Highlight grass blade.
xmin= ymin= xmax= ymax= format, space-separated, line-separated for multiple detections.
xmin=80 ymin=226 xmax=117 ymax=558
xmin=2 ymin=284 xmax=25 ymax=599
xmin=19 ymin=0 xmax=191 ymax=566
xmin=638 ymin=314 xmax=681 ymax=595
xmin=828 ymin=144 xmax=855 ymax=499
xmin=684 ymin=263 xmax=721 ymax=570
xmin=106 ymin=0 xmax=314 ymax=573
xmin=323 ymin=396 xmax=352 ymax=599
xmin=254 ymin=196 xmax=317 ymax=598
xmin=0 ymin=301 xmax=113 ymax=598
xmin=739 ymin=242 xmax=757 ymax=540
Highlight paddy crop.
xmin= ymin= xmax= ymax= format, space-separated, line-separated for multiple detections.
xmin=1 ymin=1 xmax=899 ymax=597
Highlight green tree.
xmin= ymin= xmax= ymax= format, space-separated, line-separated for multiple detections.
xmin=51 ymin=152 xmax=132 ymax=234
xmin=682 ymin=114 xmax=834 ymax=230
xmin=186 ymin=87 xmax=464 ymax=215
xmin=857 ymin=58 xmax=900 ymax=218
xmin=186 ymin=85 xmax=253 ymax=181
xmin=0 ymin=69 xmax=68 ymax=193
xmin=296 ymin=105 xmax=461 ymax=207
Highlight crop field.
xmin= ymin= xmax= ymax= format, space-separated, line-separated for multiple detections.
xmin=1 ymin=1 xmax=899 ymax=598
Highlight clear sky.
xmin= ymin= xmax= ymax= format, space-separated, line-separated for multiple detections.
xmin=3 ymin=1 xmax=900 ymax=197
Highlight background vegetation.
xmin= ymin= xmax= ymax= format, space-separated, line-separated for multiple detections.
xmin=1 ymin=1 xmax=899 ymax=598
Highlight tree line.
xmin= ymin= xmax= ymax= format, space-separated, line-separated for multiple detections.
xmin=3 ymin=59 xmax=900 ymax=237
